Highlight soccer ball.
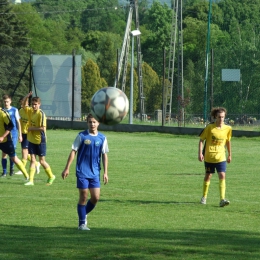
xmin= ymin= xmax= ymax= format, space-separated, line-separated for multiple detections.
xmin=91 ymin=87 xmax=129 ymax=125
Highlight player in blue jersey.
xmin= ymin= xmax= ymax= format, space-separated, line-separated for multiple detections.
xmin=61 ymin=113 xmax=109 ymax=230
xmin=0 ymin=108 xmax=29 ymax=180
xmin=1 ymin=94 xmax=22 ymax=177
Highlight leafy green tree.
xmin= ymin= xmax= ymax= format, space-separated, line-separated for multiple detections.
xmin=81 ymin=59 xmax=107 ymax=113
xmin=80 ymin=0 xmax=126 ymax=34
xmin=82 ymin=31 xmax=121 ymax=84
xmin=32 ymin=0 xmax=89 ymax=28
xmin=0 ymin=0 xmax=29 ymax=49
xmin=12 ymin=3 xmax=53 ymax=53
xmin=183 ymin=59 xmax=195 ymax=115
xmin=183 ymin=0 xmax=223 ymax=25
xmin=209 ymin=0 xmax=260 ymax=115
xmin=122 ymin=63 xmax=139 ymax=114
xmin=141 ymin=1 xmax=172 ymax=76
xmin=30 ymin=0 xmax=85 ymax=54
xmin=6 ymin=0 xmax=260 ymax=118
xmin=96 ymin=34 xmax=119 ymax=84
xmin=0 ymin=0 xmax=30 ymax=97
xmin=142 ymin=62 xmax=161 ymax=114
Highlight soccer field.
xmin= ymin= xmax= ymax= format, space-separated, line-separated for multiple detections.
xmin=0 ymin=130 xmax=259 ymax=259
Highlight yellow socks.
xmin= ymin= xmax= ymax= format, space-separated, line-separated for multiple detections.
xmin=45 ymin=167 xmax=54 ymax=178
xmin=203 ymin=181 xmax=210 ymax=198
xmin=219 ymin=179 xmax=226 ymax=200
xmin=29 ymin=167 xmax=36 ymax=183
xmin=16 ymin=161 xmax=29 ymax=179
xmin=22 ymin=158 xmax=27 ymax=167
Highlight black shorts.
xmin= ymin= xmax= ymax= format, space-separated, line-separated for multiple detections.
xmin=0 ymin=141 xmax=16 ymax=157
xmin=28 ymin=142 xmax=46 ymax=157
xmin=21 ymin=133 xmax=29 ymax=149
xmin=204 ymin=161 xmax=226 ymax=174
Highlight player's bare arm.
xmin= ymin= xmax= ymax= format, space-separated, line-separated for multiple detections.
xmin=226 ymin=140 xmax=232 ymax=163
xmin=22 ymin=91 xmax=32 ymax=108
xmin=61 ymin=150 xmax=76 ymax=180
xmin=17 ymin=119 xmax=23 ymax=143
xmin=102 ymin=153 xmax=108 ymax=184
xmin=198 ymin=139 xmax=204 ymax=162
xmin=28 ymin=126 xmax=46 ymax=132
xmin=0 ymin=130 xmax=11 ymax=143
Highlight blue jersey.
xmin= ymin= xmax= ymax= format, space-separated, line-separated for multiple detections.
xmin=5 ymin=106 xmax=20 ymax=146
xmin=72 ymin=130 xmax=109 ymax=179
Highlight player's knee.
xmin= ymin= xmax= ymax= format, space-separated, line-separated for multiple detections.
xmin=90 ymin=196 xmax=99 ymax=205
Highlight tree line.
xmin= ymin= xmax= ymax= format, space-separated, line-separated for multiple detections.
xmin=1 ymin=0 xmax=260 ymax=119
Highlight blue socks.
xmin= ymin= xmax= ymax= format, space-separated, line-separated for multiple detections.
xmin=77 ymin=200 xmax=96 ymax=226
xmin=1 ymin=158 xmax=14 ymax=174
xmin=77 ymin=204 xmax=86 ymax=226
xmin=2 ymin=158 xmax=7 ymax=174
xmin=9 ymin=158 xmax=14 ymax=171
xmin=85 ymin=200 xmax=96 ymax=215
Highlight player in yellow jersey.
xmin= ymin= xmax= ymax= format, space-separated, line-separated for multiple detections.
xmin=0 ymin=108 xmax=29 ymax=180
xmin=198 ymin=107 xmax=232 ymax=207
xmin=15 ymin=97 xmax=40 ymax=175
xmin=22 ymin=92 xmax=55 ymax=186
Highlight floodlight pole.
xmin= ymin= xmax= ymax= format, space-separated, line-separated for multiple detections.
xmin=203 ymin=0 xmax=212 ymax=123
xmin=129 ymin=34 xmax=134 ymax=124
xmin=129 ymin=29 xmax=141 ymax=124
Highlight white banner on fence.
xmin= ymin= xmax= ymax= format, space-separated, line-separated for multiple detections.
xmin=32 ymin=55 xmax=81 ymax=119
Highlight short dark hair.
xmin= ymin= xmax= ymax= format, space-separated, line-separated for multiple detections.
xmin=2 ymin=94 xmax=11 ymax=100
xmin=31 ymin=97 xmax=41 ymax=103
xmin=87 ymin=113 xmax=96 ymax=122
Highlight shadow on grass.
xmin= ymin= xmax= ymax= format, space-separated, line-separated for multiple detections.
xmin=100 ymin=199 xmax=196 ymax=205
xmin=0 ymin=225 xmax=259 ymax=260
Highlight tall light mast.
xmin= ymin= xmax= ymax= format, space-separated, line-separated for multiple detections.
xmin=165 ymin=0 xmax=183 ymax=126
xmin=114 ymin=0 xmax=145 ymax=120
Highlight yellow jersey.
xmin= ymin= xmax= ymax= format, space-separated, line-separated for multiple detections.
xmin=19 ymin=107 xmax=29 ymax=134
xmin=199 ymin=122 xmax=232 ymax=163
xmin=0 ymin=108 xmax=14 ymax=143
xmin=23 ymin=107 xmax=47 ymax=145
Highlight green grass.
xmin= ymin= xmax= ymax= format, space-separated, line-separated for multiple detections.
xmin=0 ymin=130 xmax=260 ymax=259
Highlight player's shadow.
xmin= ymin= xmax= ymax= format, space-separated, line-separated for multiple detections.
xmin=0 ymin=225 xmax=259 ymax=259
xmin=100 ymin=198 xmax=196 ymax=205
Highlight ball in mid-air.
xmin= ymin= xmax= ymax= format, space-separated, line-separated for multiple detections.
xmin=91 ymin=87 xmax=129 ymax=125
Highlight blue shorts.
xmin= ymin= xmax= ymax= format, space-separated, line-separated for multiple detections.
xmin=77 ymin=177 xmax=100 ymax=189
xmin=21 ymin=133 xmax=29 ymax=149
xmin=0 ymin=141 xmax=16 ymax=157
xmin=204 ymin=161 xmax=226 ymax=174
xmin=28 ymin=142 xmax=46 ymax=157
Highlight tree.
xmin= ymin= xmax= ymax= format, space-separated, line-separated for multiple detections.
xmin=80 ymin=0 xmax=126 ymax=34
xmin=142 ymin=62 xmax=161 ymax=114
xmin=96 ymin=33 xmax=120 ymax=84
xmin=141 ymin=1 xmax=172 ymax=76
xmin=82 ymin=31 xmax=121 ymax=85
xmin=32 ymin=0 xmax=88 ymax=28
xmin=81 ymin=59 xmax=107 ymax=113
xmin=0 ymin=0 xmax=30 ymax=98
xmin=12 ymin=3 xmax=53 ymax=54
xmin=210 ymin=0 xmax=260 ymax=115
